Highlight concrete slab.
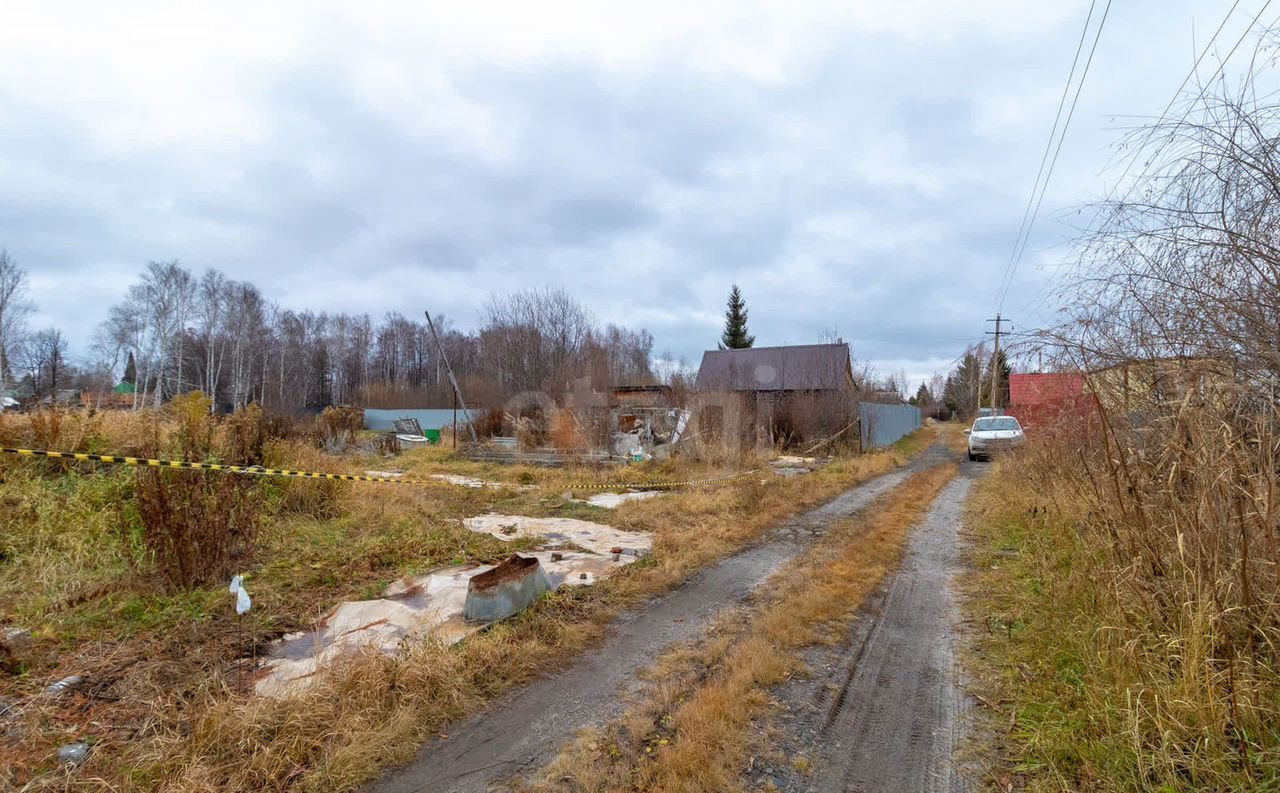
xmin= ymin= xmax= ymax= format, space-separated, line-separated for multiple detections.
xmin=255 ymin=539 xmax=645 ymax=697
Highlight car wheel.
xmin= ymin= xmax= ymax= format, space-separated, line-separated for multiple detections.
xmin=967 ymin=451 xmax=976 ymax=461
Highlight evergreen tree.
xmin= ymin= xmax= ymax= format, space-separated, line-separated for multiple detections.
xmin=944 ymin=349 xmax=983 ymax=417
xmin=718 ymin=285 xmax=755 ymax=350
xmin=913 ymin=382 xmax=931 ymax=406
xmin=122 ymin=351 xmax=137 ymax=386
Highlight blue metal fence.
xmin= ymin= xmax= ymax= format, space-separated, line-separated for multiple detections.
xmin=858 ymin=402 xmax=922 ymax=450
xmin=363 ymin=408 xmax=483 ymax=432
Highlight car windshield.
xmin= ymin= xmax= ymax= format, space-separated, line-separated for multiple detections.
xmin=973 ymin=417 xmax=1020 ymax=432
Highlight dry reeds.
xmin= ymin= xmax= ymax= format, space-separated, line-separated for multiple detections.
xmin=965 ymin=386 xmax=1280 ymax=790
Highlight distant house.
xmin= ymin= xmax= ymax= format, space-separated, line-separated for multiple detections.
xmin=609 ymin=384 xmax=672 ymax=408
xmin=37 ymin=388 xmax=82 ymax=408
xmin=694 ymin=343 xmax=856 ymax=446
xmin=1090 ymin=357 xmax=1233 ymax=412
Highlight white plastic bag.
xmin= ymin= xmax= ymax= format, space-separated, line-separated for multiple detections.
xmin=229 ymin=575 xmax=252 ymax=614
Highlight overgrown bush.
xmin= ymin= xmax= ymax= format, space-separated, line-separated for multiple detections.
xmin=372 ymin=432 xmax=401 ymax=456
xmin=550 ymin=411 xmax=585 ymax=452
xmin=218 ymin=402 xmax=266 ymax=465
xmin=28 ymin=409 xmax=66 ymax=450
xmin=473 ymin=408 xmax=504 ymax=439
xmin=317 ymin=405 xmax=363 ymax=453
xmin=133 ymin=393 xmax=262 ymax=589
xmin=972 ymin=391 xmax=1280 ymax=790
xmin=262 ymin=411 xmax=319 ymax=445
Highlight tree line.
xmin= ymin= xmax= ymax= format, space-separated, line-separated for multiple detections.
xmin=0 ymin=257 xmax=656 ymax=412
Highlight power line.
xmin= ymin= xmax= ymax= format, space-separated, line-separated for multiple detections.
xmin=992 ymin=0 xmax=1099 ymax=313
xmin=1100 ymin=0 xmax=1244 ymax=196
xmin=1106 ymin=0 xmax=1272 ymax=209
xmin=1019 ymin=0 xmax=1272 ymax=326
xmin=995 ymin=0 xmax=1114 ymax=315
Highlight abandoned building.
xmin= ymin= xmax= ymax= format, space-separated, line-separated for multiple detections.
xmin=693 ymin=342 xmax=857 ymax=447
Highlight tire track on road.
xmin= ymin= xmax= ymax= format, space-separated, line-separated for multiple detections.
xmin=765 ymin=463 xmax=982 ymax=793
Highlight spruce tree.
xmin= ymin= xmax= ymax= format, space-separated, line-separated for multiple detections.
xmin=913 ymin=382 xmax=931 ymax=406
xmin=122 ymin=351 xmax=137 ymax=386
xmin=719 ymin=285 xmax=755 ymax=349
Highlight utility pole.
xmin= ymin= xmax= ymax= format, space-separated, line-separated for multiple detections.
xmin=425 ymin=310 xmax=478 ymax=443
xmin=986 ymin=314 xmax=1010 ymax=413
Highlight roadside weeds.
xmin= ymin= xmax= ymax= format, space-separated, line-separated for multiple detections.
xmin=957 ymin=449 xmax=1280 ymax=792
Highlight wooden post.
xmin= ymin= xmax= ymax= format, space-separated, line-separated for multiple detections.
xmin=425 ymin=310 xmax=477 ymax=442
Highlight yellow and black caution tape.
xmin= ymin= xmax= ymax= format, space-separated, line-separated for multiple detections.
xmin=0 ymin=448 xmax=439 ymax=485
xmin=0 ymin=447 xmax=759 ymax=492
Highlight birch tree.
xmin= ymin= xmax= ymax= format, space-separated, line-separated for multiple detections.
xmin=0 ymin=250 xmax=34 ymax=390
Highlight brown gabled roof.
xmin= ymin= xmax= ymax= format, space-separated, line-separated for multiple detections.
xmin=694 ymin=343 xmax=854 ymax=392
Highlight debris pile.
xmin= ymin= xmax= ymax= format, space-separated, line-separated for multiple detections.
xmin=770 ymin=455 xmax=820 ymax=478
xmin=255 ymin=514 xmax=649 ymax=697
xmin=611 ymin=407 xmax=689 ymax=461
xmin=462 ymin=514 xmax=652 ymax=557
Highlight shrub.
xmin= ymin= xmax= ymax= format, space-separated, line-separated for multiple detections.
xmin=218 ymin=403 xmax=266 ymax=466
xmin=372 ymin=432 xmax=401 ymax=456
xmin=133 ymin=393 xmax=263 ymax=590
xmin=473 ymin=408 xmax=504 ymax=439
xmin=317 ymin=406 xmax=363 ymax=453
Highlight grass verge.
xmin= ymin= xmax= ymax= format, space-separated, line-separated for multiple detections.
xmin=959 ymin=453 xmax=1280 ymax=792
xmin=524 ymin=462 xmax=958 ymax=793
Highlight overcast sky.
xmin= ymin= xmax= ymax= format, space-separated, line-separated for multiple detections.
xmin=1 ymin=0 xmax=1265 ymax=385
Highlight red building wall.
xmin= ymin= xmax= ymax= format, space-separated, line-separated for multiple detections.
xmin=1005 ymin=373 xmax=1093 ymax=431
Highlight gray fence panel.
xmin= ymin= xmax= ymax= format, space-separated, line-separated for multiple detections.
xmin=858 ymin=402 xmax=922 ymax=450
xmin=363 ymin=408 xmax=483 ymax=432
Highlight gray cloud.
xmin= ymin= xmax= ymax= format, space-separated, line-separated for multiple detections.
xmin=0 ymin=0 xmax=1242 ymax=385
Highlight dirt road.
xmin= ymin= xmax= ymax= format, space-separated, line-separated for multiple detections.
xmin=365 ymin=446 xmax=950 ymax=793
xmin=760 ymin=461 xmax=982 ymax=793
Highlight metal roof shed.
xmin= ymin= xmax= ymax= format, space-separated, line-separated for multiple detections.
xmin=694 ymin=343 xmax=854 ymax=392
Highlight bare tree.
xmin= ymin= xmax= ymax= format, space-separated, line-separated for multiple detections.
xmin=1007 ymin=36 xmax=1280 ymax=783
xmin=0 ymin=249 xmax=35 ymax=390
xmin=24 ymin=327 xmax=70 ymax=398
xmin=479 ymin=288 xmax=598 ymax=395
xmin=90 ymin=263 xmax=655 ymax=413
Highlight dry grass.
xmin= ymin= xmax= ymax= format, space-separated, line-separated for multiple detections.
xmin=959 ymin=401 xmax=1280 ymax=791
xmin=0 ymin=412 xmax=938 ymax=792
xmin=526 ymin=463 xmax=959 ymax=793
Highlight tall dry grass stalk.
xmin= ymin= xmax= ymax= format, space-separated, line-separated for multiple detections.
xmin=134 ymin=394 xmax=264 ymax=590
xmin=967 ymin=390 xmax=1280 ymax=789
xmin=984 ymin=32 xmax=1280 ymax=789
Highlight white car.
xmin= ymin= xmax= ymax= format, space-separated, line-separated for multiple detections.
xmin=965 ymin=416 xmax=1025 ymax=461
